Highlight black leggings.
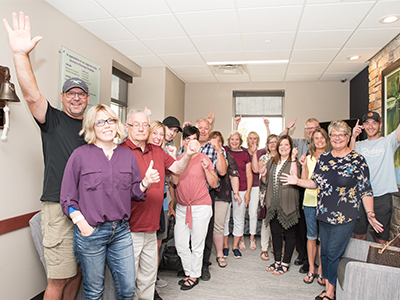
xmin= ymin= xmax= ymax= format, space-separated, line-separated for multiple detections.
xmin=270 ymin=216 xmax=297 ymax=264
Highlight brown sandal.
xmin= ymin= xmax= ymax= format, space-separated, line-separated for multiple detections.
xmin=260 ymin=251 xmax=270 ymax=261
xmin=216 ymin=257 xmax=227 ymax=268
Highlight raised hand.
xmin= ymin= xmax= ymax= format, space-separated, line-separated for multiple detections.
xmin=144 ymin=106 xmax=152 ymax=117
xmin=209 ymin=138 xmax=222 ymax=152
xmin=183 ymin=121 xmax=192 ymax=128
xmin=234 ymin=115 xmax=242 ymax=130
xmin=3 ymin=12 xmax=43 ymax=55
xmin=165 ymin=145 xmax=177 ymax=158
xmin=250 ymin=143 xmax=258 ymax=154
xmin=207 ymin=110 xmax=215 ymax=125
xmin=299 ymin=154 xmax=307 ymax=167
xmin=145 ymin=160 xmax=160 ymax=185
xmin=286 ymin=118 xmax=297 ymax=130
xmin=263 ymin=117 xmax=270 ymax=127
xmin=200 ymin=157 xmax=209 ymax=169
xmin=352 ymin=119 xmax=363 ymax=138
xmin=187 ymin=139 xmax=200 ymax=155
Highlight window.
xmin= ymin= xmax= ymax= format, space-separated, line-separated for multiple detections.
xmin=111 ymin=67 xmax=132 ymax=125
xmin=233 ymin=91 xmax=284 ymax=148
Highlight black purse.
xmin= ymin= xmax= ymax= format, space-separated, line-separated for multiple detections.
xmin=159 ymin=215 xmax=182 ymax=271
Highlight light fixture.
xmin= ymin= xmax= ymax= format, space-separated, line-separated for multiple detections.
xmin=379 ymin=15 xmax=399 ymax=24
xmin=207 ymin=60 xmax=288 ymax=66
xmin=0 ymin=65 xmax=20 ymax=141
xmin=347 ymin=55 xmax=361 ymax=61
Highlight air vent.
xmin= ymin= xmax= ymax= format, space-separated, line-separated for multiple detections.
xmin=213 ymin=64 xmax=247 ymax=75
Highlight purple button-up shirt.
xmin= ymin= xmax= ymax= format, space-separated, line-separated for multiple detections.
xmin=60 ymin=144 xmax=145 ymax=226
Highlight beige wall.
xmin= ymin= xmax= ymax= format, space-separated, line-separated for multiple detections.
xmin=0 ymin=1 xmax=141 ymax=299
xmin=185 ymin=81 xmax=350 ymax=140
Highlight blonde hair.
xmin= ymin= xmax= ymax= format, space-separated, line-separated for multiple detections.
xmin=148 ymin=121 xmax=165 ymax=147
xmin=227 ymin=130 xmax=243 ymax=148
xmin=247 ymin=131 xmax=260 ymax=148
xmin=80 ymin=104 xmax=125 ymax=144
xmin=265 ymin=134 xmax=278 ymax=153
xmin=328 ymin=120 xmax=351 ymax=136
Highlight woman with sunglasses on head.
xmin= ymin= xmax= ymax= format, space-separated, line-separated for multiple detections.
xmin=174 ymin=125 xmax=218 ymax=291
xmin=281 ymin=120 xmax=383 ymax=300
xmin=60 ymin=104 xmax=160 ymax=300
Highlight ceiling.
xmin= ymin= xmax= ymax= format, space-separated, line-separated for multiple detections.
xmin=45 ymin=0 xmax=400 ymax=84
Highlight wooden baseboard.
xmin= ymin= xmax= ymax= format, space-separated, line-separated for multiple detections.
xmin=0 ymin=210 xmax=40 ymax=235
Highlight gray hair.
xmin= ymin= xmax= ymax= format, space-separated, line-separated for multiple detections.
xmin=126 ymin=109 xmax=150 ymax=124
xmin=195 ymin=118 xmax=211 ymax=128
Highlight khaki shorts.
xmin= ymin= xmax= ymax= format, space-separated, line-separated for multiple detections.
xmin=41 ymin=201 xmax=77 ymax=279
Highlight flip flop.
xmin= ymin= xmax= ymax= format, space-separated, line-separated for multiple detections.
xmin=317 ymin=274 xmax=326 ymax=286
xmin=303 ymin=272 xmax=316 ymax=284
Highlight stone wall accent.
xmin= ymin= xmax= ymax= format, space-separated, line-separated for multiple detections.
xmin=368 ymin=33 xmax=400 ymax=246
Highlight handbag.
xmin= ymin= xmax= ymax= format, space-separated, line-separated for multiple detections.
xmin=258 ymin=189 xmax=267 ymax=219
xmin=159 ymin=215 xmax=183 ymax=271
xmin=366 ymin=233 xmax=400 ymax=268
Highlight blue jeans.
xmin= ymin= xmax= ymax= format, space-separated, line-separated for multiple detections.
xmin=73 ymin=220 xmax=135 ymax=300
xmin=319 ymin=220 xmax=355 ymax=286
xmin=304 ymin=206 xmax=318 ymax=240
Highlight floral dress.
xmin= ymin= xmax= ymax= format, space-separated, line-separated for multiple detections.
xmin=312 ymin=151 xmax=372 ymax=225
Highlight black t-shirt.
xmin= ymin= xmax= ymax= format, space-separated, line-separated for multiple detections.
xmin=35 ymin=102 xmax=86 ymax=202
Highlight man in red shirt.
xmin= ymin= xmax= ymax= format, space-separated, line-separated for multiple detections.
xmin=121 ymin=109 xmax=199 ymax=300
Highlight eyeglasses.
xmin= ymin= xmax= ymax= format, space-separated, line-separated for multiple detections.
xmin=268 ymin=141 xmax=277 ymax=145
xmin=94 ymin=118 xmax=116 ymax=127
xmin=126 ymin=122 xmax=150 ymax=129
xmin=329 ymin=133 xmax=347 ymax=139
xmin=305 ymin=126 xmax=318 ymax=131
xmin=65 ymin=91 xmax=88 ymax=99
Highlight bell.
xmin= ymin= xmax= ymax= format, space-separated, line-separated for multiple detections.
xmin=0 ymin=80 xmax=20 ymax=102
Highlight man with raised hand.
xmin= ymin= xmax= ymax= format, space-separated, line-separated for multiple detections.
xmin=350 ymin=111 xmax=400 ymax=244
xmin=121 ymin=109 xmax=200 ymax=300
xmin=3 ymin=12 xmax=90 ymax=300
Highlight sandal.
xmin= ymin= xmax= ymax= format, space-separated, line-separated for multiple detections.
xmin=250 ymin=239 xmax=256 ymax=250
xmin=265 ymin=261 xmax=281 ymax=272
xmin=303 ymin=272 xmax=316 ymax=284
xmin=317 ymin=274 xmax=326 ymax=286
xmin=315 ymin=290 xmax=326 ymax=300
xmin=260 ymin=251 xmax=270 ymax=261
xmin=272 ymin=262 xmax=290 ymax=275
xmin=239 ymin=240 xmax=246 ymax=251
xmin=216 ymin=257 xmax=227 ymax=268
xmin=180 ymin=278 xmax=198 ymax=291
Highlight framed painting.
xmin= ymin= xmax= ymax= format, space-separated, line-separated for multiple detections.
xmin=382 ymin=58 xmax=400 ymax=185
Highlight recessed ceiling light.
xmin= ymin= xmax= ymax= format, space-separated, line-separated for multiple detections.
xmin=206 ymin=60 xmax=288 ymax=66
xmin=264 ymin=40 xmax=272 ymax=43
xmin=379 ymin=15 xmax=399 ymax=24
xmin=347 ymin=55 xmax=360 ymax=61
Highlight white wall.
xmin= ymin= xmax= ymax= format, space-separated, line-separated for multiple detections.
xmin=0 ymin=1 xmax=141 ymax=299
xmin=185 ymin=81 xmax=350 ymax=141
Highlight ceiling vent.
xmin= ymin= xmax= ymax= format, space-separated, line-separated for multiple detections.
xmin=213 ymin=64 xmax=247 ymax=75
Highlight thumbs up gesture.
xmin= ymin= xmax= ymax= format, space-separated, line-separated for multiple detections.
xmin=144 ymin=160 xmax=160 ymax=187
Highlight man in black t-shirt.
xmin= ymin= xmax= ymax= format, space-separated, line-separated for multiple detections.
xmin=4 ymin=12 xmax=89 ymax=300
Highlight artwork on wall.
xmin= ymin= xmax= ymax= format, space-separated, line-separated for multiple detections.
xmin=382 ymin=58 xmax=400 ymax=185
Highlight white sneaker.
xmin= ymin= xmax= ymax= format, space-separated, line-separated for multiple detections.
xmin=156 ymin=278 xmax=168 ymax=288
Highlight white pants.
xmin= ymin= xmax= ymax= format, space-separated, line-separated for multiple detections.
xmin=248 ymin=186 xmax=259 ymax=235
xmin=260 ymin=218 xmax=272 ymax=251
xmin=131 ymin=231 xmax=157 ymax=300
xmin=175 ymin=204 xmax=212 ymax=278
xmin=224 ymin=191 xmax=247 ymax=237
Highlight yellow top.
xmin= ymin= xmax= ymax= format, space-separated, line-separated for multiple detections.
xmin=303 ymin=155 xmax=317 ymax=207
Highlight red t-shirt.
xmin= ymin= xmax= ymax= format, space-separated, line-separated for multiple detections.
xmin=224 ymin=146 xmax=251 ymax=191
xmin=120 ymin=139 xmax=175 ymax=232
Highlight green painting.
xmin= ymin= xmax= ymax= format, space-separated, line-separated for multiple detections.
xmin=385 ymin=65 xmax=400 ymax=184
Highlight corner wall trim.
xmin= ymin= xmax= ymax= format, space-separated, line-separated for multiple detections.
xmin=0 ymin=210 xmax=40 ymax=235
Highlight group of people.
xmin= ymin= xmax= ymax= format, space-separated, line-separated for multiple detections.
xmin=4 ymin=11 xmax=399 ymax=300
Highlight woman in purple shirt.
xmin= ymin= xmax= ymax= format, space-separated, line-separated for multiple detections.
xmin=60 ymin=104 xmax=160 ymax=300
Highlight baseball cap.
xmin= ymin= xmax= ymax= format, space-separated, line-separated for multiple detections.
xmin=361 ymin=111 xmax=380 ymax=123
xmin=163 ymin=116 xmax=182 ymax=132
xmin=62 ymin=77 xmax=89 ymax=94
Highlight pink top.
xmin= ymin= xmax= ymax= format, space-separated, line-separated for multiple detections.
xmin=175 ymin=153 xmax=213 ymax=228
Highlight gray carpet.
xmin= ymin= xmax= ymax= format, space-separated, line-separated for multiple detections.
xmin=156 ymin=236 xmax=325 ymax=300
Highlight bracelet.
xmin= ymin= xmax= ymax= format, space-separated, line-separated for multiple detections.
xmin=218 ymin=151 xmax=223 ymax=155
xmin=72 ymin=214 xmax=85 ymax=224
xmin=366 ymin=211 xmax=374 ymax=216
xmin=141 ymin=180 xmax=151 ymax=189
